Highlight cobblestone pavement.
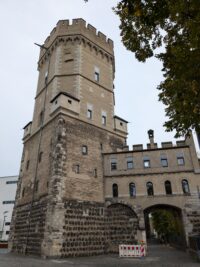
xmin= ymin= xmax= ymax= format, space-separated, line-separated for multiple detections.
xmin=0 ymin=245 xmax=199 ymax=267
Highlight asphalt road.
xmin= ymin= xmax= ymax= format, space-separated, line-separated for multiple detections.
xmin=0 ymin=244 xmax=199 ymax=267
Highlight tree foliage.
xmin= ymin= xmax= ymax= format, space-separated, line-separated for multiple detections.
xmin=151 ymin=210 xmax=179 ymax=243
xmin=114 ymin=0 xmax=200 ymax=137
xmin=85 ymin=0 xmax=200 ymax=137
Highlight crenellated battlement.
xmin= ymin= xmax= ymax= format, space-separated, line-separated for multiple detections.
xmin=40 ymin=18 xmax=114 ymax=59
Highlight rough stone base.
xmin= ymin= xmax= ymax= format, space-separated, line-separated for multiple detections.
xmin=10 ymin=199 xmax=139 ymax=257
xmin=9 ymin=197 xmax=47 ymax=255
xmin=61 ymin=200 xmax=138 ymax=257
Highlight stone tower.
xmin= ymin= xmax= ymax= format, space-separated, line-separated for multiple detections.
xmin=9 ymin=19 xmax=132 ymax=257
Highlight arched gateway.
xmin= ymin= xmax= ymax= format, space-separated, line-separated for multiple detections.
xmin=144 ymin=204 xmax=186 ymax=248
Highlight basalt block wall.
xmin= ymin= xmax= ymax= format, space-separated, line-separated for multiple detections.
xmin=60 ymin=200 xmax=139 ymax=257
xmin=9 ymin=197 xmax=48 ymax=255
xmin=10 ymin=199 xmax=139 ymax=257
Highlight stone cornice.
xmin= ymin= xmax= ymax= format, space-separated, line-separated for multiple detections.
xmin=38 ymin=34 xmax=114 ymax=68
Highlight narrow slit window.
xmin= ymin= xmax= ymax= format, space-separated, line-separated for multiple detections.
xmin=75 ymin=165 xmax=80 ymax=174
xmin=94 ymin=66 xmax=100 ymax=82
xmin=82 ymin=145 xmax=88 ymax=155
xmin=102 ymin=115 xmax=106 ymax=125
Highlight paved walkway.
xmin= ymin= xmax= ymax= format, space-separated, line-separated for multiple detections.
xmin=0 ymin=244 xmax=199 ymax=267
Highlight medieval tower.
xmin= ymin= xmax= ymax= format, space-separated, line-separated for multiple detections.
xmin=9 ymin=19 xmax=140 ymax=257
xmin=10 ymin=19 xmax=200 ymax=258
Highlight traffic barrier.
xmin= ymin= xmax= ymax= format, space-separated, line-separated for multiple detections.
xmin=119 ymin=244 xmax=147 ymax=258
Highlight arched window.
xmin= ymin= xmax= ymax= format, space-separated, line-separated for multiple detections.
xmin=182 ymin=179 xmax=190 ymax=194
xmin=165 ymin=180 xmax=172 ymax=195
xmin=112 ymin=183 xmax=118 ymax=198
xmin=146 ymin=182 xmax=154 ymax=196
xmin=129 ymin=183 xmax=136 ymax=197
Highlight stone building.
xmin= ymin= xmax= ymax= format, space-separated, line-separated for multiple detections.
xmin=9 ymin=19 xmax=200 ymax=257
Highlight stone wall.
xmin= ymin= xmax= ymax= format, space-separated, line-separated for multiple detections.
xmin=106 ymin=203 xmax=138 ymax=253
xmin=61 ymin=200 xmax=139 ymax=257
xmin=9 ymin=196 xmax=47 ymax=255
xmin=62 ymin=200 xmax=105 ymax=257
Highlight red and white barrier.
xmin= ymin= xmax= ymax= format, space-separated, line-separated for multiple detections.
xmin=119 ymin=244 xmax=147 ymax=258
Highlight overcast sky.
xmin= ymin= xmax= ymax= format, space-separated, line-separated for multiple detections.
xmin=0 ymin=0 xmax=199 ymax=177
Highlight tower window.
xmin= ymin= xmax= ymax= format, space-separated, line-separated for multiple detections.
xmin=94 ymin=72 xmax=99 ymax=82
xmin=112 ymin=183 xmax=118 ymax=197
xmin=75 ymin=165 xmax=80 ymax=174
xmin=87 ymin=104 xmax=93 ymax=119
xmin=94 ymin=168 xmax=97 ymax=178
xmin=94 ymin=66 xmax=100 ymax=82
xmin=102 ymin=115 xmax=106 ymax=125
xmin=82 ymin=145 xmax=88 ymax=155
xmin=87 ymin=109 xmax=92 ymax=119
xmin=68 ymin=100 xmax=72 ymax=104
xmin=111 ymin=162 xmax=117 ymax=170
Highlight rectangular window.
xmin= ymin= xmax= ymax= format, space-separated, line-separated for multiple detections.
xmin=94 ymin=72 xmax=99 ymax=82
xmin=111 ymin=162 xmax=117 ymax=171
xmin=87 ymin=109 xmax=92 ymax=119
xmin=102 ymin=115 xmax=106 ymax=125
xmin=87 ymin=104 xmax=93 ymax=119
xmin=3 ymin=201 xmax=15 ymax=204
xmin=127 ymin=157 xmax=133 ymax=169
xmin=5 ymin=231 xmax=10 ymax=235
xmin=161 ymin=158 xmax=168 ymax=167
xmin=127 ymin=161 xmax=134 ymax=169
xmin=75 ymin=165 xmax=80 ymax=174
xmin=144 ymin=160 xmax=150 ymax=168
xmin=5 ymin=222 xmax=10 ymax=226
xmin=6 ymin=181 xmax=17 ymax=184
xmin=177 ymin=157 xmax=185 ymax=166
xmin=82 ymin=145 xmax=88 ymax=155
xmin=94 ymin=66 xmax=100 ymax=82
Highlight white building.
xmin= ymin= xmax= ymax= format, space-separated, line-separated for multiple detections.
xmin=0 ymin=176 xmax=18 ymax=241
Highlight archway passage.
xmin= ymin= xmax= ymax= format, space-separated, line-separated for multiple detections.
xmin=106 ymin=203 xmax=139 ymax=253
xmin=144 ymin=204 xmax=186 ymax=249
